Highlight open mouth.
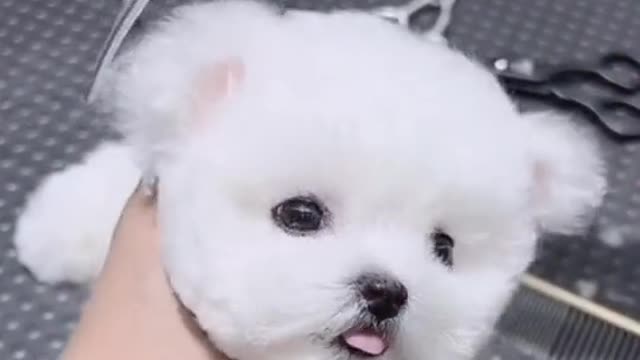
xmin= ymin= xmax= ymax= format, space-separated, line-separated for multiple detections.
xmin=337 ymin=327 xmax=390 ymax=357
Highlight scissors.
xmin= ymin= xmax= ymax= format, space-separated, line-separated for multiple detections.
xmin=490 ymin=53 xmax=640 ymax=93
xmin=370 ymin=0 xmax=458 ymax=43
xmin=489 ymin=54 xmax=640 ymax=141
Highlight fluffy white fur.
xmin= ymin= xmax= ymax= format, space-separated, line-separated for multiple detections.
xmin=13 ymin=1 xmax=607 ymax=359
xmin=14 ymin=143 xmax=139 ymax=283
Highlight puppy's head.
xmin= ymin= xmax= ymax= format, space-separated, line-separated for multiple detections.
xmin=103 ymin=2 xmax=606 ymax=359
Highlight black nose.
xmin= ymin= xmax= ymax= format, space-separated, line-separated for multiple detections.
xmin=355 ymin=272 xmax=408 ymax=321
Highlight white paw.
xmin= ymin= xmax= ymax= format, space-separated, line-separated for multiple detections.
xmin=13 ymin=142 xmax=140 ymax=284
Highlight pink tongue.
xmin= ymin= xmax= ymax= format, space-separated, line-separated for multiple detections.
xmin=343 ymin=331 xmax=387 ymax=356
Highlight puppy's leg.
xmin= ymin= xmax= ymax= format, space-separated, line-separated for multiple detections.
xmin=13 ymin=142 xmax=140 ymax=284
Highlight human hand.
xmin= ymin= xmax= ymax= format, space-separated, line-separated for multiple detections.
xmin=62 ymin=180 xmax=229 ymax=360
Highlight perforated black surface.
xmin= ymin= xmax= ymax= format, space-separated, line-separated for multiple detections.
xmin=0 ymin=1 xmax=639 ymax=359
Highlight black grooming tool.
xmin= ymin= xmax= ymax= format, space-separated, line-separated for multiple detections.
xmin=490 ymin=53 xmax=640 ymax=92
xmin=488 ymin=53 xmax=640 ymax=141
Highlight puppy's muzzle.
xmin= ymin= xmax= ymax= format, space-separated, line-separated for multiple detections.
xmin=355 ymin=272 xmax=408 ymax=322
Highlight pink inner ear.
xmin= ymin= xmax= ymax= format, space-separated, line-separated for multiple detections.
xmin=192 ymin=57 xmax=245 ymax=125
xmin=532 ymin=160 xmax=550 ymax=206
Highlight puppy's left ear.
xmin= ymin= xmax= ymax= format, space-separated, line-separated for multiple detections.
xmin=524 ymin=111 xmax=607 ymax=235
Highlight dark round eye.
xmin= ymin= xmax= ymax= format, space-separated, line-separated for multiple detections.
xmin=271 ymin=196 xmax=326 ymax=235
xmin=431 ymin=229 xmax=455 ymax=267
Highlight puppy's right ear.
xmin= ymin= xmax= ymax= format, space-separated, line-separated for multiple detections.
xmin=93 ymin=0 xmax=277 ymax=178
xmin=100 ymin=50 xmax=246 ymax=178
xmin=191 ymin=57 xmax=246 ymax=128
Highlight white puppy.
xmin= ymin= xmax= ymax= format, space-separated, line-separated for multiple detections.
xmin=13 ymin=1 xmax=607 ymax=359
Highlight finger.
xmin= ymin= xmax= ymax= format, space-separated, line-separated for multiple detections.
xmin=111 ymin=178 xmax=157 ymax=239
xmin=126 ymin=178 xmax=155 ymax=209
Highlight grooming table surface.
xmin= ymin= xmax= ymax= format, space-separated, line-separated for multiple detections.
xmin=0 ymin=0 xmax=639 ymax=359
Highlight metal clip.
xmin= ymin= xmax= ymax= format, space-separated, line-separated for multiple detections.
xmin=371 ymin=0 xmax=458 ymax=43
xmin=86 ymin=0 xmax=151 ymax=102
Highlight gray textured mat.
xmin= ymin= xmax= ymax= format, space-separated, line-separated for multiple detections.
xmin=0 ymin=0 xmax=639 ymax=359
xmin=0 ymin=1 xmax=116 ymax=359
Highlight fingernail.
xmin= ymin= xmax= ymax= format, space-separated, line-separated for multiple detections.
xmin=140 ymin=174 xmax=158 ymax=202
